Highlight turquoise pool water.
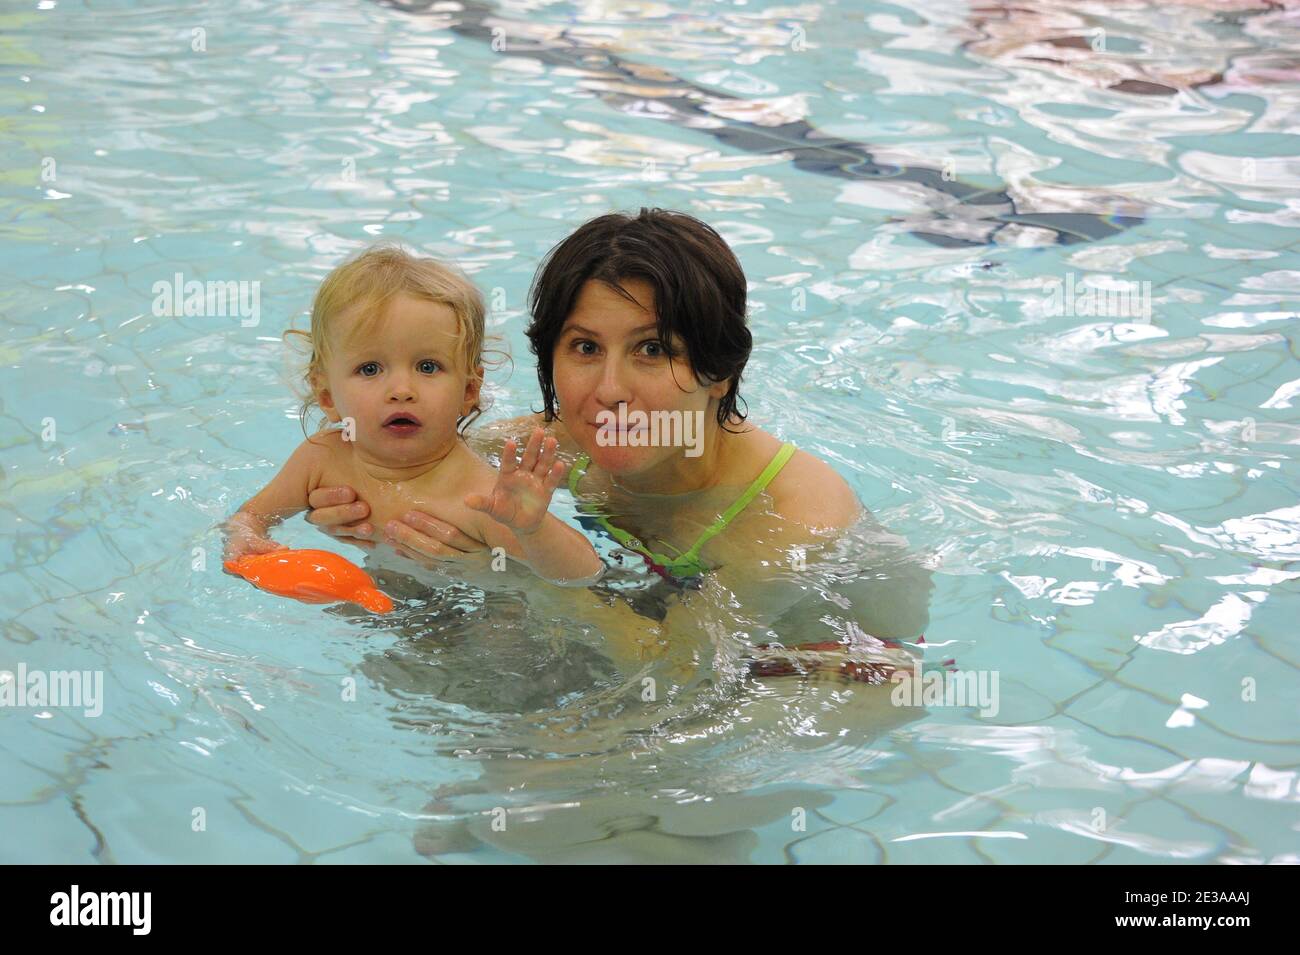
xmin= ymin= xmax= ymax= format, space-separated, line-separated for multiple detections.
xmin=2 ymin=0 xmax=1298 ymax=863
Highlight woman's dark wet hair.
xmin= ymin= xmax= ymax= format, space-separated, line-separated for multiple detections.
xmin=526 ymin=208 xmax=752 ymax=431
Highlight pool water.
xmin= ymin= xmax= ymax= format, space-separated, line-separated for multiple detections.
xmin=2 ymin=0 xmax=1298 ymax=863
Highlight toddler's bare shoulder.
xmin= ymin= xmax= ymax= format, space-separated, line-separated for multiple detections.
xmin=300 ymin=429 xmax=354 ymax=486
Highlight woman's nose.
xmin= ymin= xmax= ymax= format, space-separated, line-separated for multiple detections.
xmin=593 ymin=359 xmax=633 ymax=405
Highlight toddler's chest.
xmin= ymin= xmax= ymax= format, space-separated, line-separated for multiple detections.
xmin=315 ymin=461 xmax=468 ymax=534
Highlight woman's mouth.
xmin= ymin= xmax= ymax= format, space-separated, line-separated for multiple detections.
xmin=382 ymin=412 xmax=422 ymax=436
xmin=589 ymin=418 xmax=647 ymax=434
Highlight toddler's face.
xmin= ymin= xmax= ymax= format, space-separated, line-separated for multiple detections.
xmin=316 ymin=294 xmax=481 ymax=464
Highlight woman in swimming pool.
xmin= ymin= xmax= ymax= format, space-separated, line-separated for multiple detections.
xmin=306 ymin=208 xmax=932 ymax=664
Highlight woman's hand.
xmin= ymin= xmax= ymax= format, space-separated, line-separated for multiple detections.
xmin=383 ymin=510 xmax=492 ymax=568
xmin=464 ymin=428 xmax=567 ymax=536
xmin=307 ymin=485 xmax=489 ymax=568
xmin=305 ymin=486 xmax=378 ymax=550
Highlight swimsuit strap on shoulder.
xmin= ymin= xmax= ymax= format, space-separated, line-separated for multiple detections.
xmin=675 ymin=441 xmax=797 ymax=565
xmin=568 ymin=442 xmax=798 ymax=575
xmin=568 ymin=452 xmax=651 ymax=557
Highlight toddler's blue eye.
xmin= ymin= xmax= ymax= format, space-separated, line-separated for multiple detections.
xmin=418 ymin=359 xmax=439 ymax=374
xmin=357 ymin=362 xmax=380 ymax=377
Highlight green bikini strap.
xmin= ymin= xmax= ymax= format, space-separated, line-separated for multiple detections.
xmin=676 ymin=441 xmax=797 ymax=563
xmin=568 ymin=453 xmax=638 ymax=547
xmin=567 ymin=452 xmax=589 ymax=497
xmin=567 ymin=441 xmax=798 ymax=563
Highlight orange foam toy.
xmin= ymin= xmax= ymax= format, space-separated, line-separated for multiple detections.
xmin=224 ymin=548 xmax=394 ymax=614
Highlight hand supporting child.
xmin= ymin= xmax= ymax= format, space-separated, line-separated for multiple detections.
xmin=225 ymin=428 xmax=601 ymax=584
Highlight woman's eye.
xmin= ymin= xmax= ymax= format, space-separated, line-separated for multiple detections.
xmin=418 ymin=359 xmax=439 ymax=374
xmin=357 ymin=362 xmax=380 ymax=377
xmin=573 ymin=340 xmax=598 ymax=356
xmin=640 ymin=340 xmax=668 ymax=358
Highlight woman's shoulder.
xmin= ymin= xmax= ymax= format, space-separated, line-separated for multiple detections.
xmin=473 ymin=411 xmax=544 ymax=438
xmin=747 ymin=431 xmax=862 ymax=532
xmin=468 ymin=412 xmax=580 ymax=454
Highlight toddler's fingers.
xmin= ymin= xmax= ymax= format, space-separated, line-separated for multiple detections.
xmin=225 ymin=537 xmax=284 ymax=562
xmin=499 ymin=437 xmax=519 ymax=475
xmin=520 ymin=427 xmax=543 ymax=473
xmin=536 ymin=435 xmax=558 ymax=475
xmin=543 ymin=459 xmax=566 ymax=492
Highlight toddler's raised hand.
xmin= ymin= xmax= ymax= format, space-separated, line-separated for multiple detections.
xmin=465 ymin=427 xmax=567 ymax=535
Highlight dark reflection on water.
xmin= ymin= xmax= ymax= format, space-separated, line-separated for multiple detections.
xmin=364 ymin=605 xmax=622 ymax=717
xmin=326 ymin=532 xmax=927 ymax=861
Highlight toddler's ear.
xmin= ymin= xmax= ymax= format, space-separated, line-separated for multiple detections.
xmin=316 ymin=384 xmax=341 ymax=423
xmin=462 ymin=366 xmax=484 ymax=411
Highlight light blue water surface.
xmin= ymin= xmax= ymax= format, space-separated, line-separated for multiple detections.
xmin=2 ymin=0 xmax=1299 ymax=863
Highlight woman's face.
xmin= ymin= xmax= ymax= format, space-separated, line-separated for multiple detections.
xmin=552 ymin=278 xmax=729 ymax=476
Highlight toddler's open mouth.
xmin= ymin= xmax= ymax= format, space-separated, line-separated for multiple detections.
xmin=382 ymin=412 xmax=422 ymax=437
